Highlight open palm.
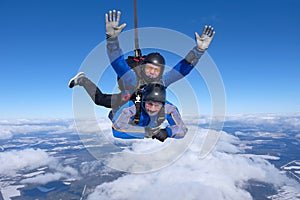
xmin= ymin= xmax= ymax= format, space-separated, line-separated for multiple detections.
xmin=195 ymin=25 xmax=215 ymax=52
xmin=105 ymin=10 xmax=126 ymax=39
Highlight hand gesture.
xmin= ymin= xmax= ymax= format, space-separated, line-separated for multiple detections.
xmin=105 ymin=10 xmax=126 ymax=40
xmin=195 ymin=25 xmax=216 ymax=52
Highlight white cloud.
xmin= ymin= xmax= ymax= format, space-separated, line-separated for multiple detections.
xmin=0 ymin=148 xmax=79 ymax=185
xmin=225 ymin=113 xmax=300 ymax=129
xmin=21 ymin=172 xmax=65 ymax=185
xmin=20 ymin=164 xmax=79 ymax=185
xmin=87 ymin=128 xmax=297 ymax=200
xmin=0 ymin=149 xmax=52 ymax=176
xmin=0 ymin=119 xmax=73 ymax=125
xmin=0 ymin=129 xmax=13 ymax=139
xmin=0 ymin=119 xmax=76 ymax=137
xmin=251 ymin=131 xmax=288 ymax=139
xmin=1 ymin=114 xmax=299 ymax=199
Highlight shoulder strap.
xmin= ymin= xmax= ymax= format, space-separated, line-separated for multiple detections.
xmin=157 ymin=106 xmax=166 ymax=125
xmin=118 ymin=56 xmax=145 ymax=91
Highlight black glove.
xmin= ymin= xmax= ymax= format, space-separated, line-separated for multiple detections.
xmin=144 ymin=127 xmax=160 ymax=138
xmin=152 ymin=128 xmax=168 ymax=142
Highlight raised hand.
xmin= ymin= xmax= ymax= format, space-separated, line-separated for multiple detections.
xmin=195 ymin=25 xmax=216 ymax=52
xmin=105 ymin=10 xmax=127 ymax=40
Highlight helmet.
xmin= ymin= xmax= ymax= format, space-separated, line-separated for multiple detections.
xmin=141 ymin=53 xmax=165 ymax=83
xmin=142 ymin=83 xmax=166 ymax=105
xmin=143 ymin=52 xmax=165 ymax=67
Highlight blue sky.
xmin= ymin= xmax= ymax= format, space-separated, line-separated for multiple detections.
xmin=1 ymin=0 xmax=300 ymax=119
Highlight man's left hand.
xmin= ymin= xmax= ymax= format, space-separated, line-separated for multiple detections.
xmin=195 ymin=25 xmax=216 ymax=52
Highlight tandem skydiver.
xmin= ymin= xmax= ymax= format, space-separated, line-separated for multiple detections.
xmin=69 ymin=10 xmax=215 ymax=115
xmin=68 ymin=10 xmax=215 ymax=141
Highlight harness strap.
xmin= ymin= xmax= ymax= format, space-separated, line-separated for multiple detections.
xmin=134 ymin=0 xmax=139 ymax=50
xmin=132 ymin=89 xmax=143 ymax=125
xmin=157 ymin=106 xmax=166 ymax=125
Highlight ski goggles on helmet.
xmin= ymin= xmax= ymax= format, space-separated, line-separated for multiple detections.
xmin=144 ymin=64 xmax=161 ymax=74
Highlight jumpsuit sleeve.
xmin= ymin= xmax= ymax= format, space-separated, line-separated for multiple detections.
xmin=106 ymin=38 xmax=137 ymax=90
xmin=164 ymin=102 xmax=188 ymax=139
xmin=162 ymin=47 xmax=204 ymax=87
xmin=112 ymin=101 xmax=146 ymax=139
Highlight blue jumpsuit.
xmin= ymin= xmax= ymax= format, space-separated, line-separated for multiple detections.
xmin=112 ymin=100 xmax=188 ymax=139
xmin=106 ymin=39 xmax=203 ymax=95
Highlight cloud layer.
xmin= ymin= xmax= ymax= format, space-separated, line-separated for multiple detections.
xmin=87 ymin=127 xmax=298 ymax=200
xmin=0 ymin=119 xmax=76 ymax=140
xmin=0 ymin=114 xmax=299 ymax=199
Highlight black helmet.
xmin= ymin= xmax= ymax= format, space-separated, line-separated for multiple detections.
xmin=143 ymin=52 xmax=165 ymax=67
xmin=142 ymin=83 xmax=166 ymax=105
xmin=141 ymin=53 xmax=165 ymax=83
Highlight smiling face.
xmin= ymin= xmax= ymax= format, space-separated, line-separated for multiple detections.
xmin=144 ymin=100 xmax=163 ymax=116
xmin=143 ymin=63 xmax=161 ymax=79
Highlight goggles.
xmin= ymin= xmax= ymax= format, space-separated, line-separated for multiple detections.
xmin=144 ymin=64 xmax=161 ymax=74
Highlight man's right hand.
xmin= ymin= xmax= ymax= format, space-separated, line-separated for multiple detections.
xmin=105 ymin=10 xmax=127 ymax=40
xmin=145 ymin=127 xmax=160 ymax=138
xmin=152 ymin=129 xmax=168 ymax=142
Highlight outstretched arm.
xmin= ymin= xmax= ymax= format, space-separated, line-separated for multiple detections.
xmin=105 ymin=9 xmax=126 ymax=63
xmin=163 ymin=25 xmax=216 ymax=87
xmin=185 ymin=25 xmax=216 ymax=65
xmin=105 ymin=10 xmax=136 ymax=91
